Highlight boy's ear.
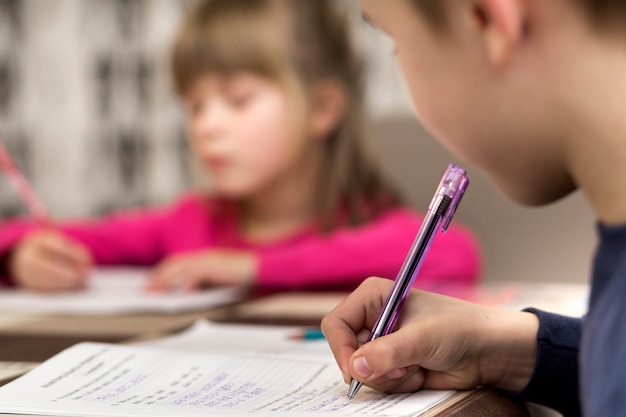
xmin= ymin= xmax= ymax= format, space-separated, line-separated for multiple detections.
xmin=309 ymin=81 xmax=347 ymax=141
xmin=472 ymin=0 xmax=525 ymax=67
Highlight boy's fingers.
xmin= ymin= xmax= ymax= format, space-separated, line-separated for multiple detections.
xmin=354 ymin=365 xmax=425 ymax=394
xmin=350 ymin=321 xmax=438 ymax=383
xmin=322 ymin=300 xmax=369 ymax=381
xmin=322 ymin=278 xmax=397 ymax=380
xmin=383 ymin=366 xmax=426 ymax=393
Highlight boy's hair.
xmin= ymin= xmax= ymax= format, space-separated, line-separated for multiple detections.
xmin=574 ymin=0 xmax=626 ymax=30
xmin=172 ymin=0 xmax=404 ymax=231
xmin=411 ymin=0 xmax=626 ymax=32
xmin=410 ymin=0 xmax=446 ymax=29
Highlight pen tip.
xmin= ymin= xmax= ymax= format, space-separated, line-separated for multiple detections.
xmin=347 ymin=380 xmax=361 ymax=400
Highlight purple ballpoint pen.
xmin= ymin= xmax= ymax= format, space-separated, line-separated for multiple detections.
xmin=347 ymin=163 xmax=469 ymax=400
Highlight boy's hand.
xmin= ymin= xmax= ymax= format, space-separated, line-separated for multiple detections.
xmin=146 ymin=249 xmax=257 ymax=292
xmin=9 ymin=230 xmax=93 ymax=292
xmin=321 ymin=278 xmax=539 ymax=395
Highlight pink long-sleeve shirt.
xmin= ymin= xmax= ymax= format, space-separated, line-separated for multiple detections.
xmin=0 ymin=194 xmax=481 ymax=290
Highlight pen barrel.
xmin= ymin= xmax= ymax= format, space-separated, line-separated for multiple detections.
xmin=370 ymin=194 xmax=450 ymax=339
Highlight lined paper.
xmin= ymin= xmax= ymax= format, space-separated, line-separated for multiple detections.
xmin=0 ymin=321 xmax=453 ymax=417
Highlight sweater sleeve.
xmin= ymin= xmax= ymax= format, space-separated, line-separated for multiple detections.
xmin=512 ymin=308 xmax=582 ymax=417
xmin=256 ymin=208 xmax=481 ymax=290
xmin=0 ymin=196 xmax=203 ymax=280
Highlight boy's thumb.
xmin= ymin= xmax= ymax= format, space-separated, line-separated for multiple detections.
xmin=350 ymin=330 xmax=425 ymax=380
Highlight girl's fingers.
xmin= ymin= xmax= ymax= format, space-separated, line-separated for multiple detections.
xmin=39 ymin=232 xmax=93 ymax=268
xmin=181 ymin=274 xmax=204 ymax=292
xmin=12 ymin=233 xmax=90 ymax=292
xmin=28 ymin=257 xmax=87 ymax=292
xmin=147 ymin=259 xmax=190 ymax=292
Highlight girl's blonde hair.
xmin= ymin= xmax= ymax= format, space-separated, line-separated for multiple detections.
xmin=171 ymin=0 xmax=404 ymax=231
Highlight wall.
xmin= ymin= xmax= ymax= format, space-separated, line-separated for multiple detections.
xmin=0 ymin=0 xmax=189 ymax=218
xmin=370 ymin=118 xmax=596 ymax=284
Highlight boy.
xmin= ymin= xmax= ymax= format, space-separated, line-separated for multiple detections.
xmin=321 ymin=1 xmax=626 ymax=416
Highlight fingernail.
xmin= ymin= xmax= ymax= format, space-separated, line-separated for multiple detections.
xmin=342 ymin=372 xmax=350 ymax=384
xmin=387 ymin=368 xmax=405 ymax=379
xmin=353 ymin=356 xmax=373 ymax=379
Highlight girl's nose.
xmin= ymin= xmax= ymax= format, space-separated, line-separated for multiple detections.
xmin=195 ymin=101 xmax=227 ymax=139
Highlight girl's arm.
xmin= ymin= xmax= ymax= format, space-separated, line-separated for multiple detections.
xmin=256 ymin=207 xmax=482 ymax=290
xmin=0 ymin=195 xmax=207 ymax=285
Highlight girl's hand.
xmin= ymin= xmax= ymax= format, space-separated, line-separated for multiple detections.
xmin=146 ymin=249 xmax=257 ymax=292
xmin=9 ymin=230 xmax=93 ymax=292
xmin=321 ymin=278 xmax=539 ymax=395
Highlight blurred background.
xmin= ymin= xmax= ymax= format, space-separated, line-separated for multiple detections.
xmin=0 ymin=0 xmax=595 ymax=284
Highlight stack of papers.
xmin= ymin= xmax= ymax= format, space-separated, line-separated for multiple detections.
xmin=0 ymin=268 xmax=244 ymax=315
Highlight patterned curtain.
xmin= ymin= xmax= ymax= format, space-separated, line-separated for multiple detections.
xmin=0 ymin=0 xmax=409 ymax=220
xmin=0 ymin=0 xmax=191 ymax=219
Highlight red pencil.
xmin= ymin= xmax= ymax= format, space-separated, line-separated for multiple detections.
xmin=0 ymin=139 xmax=52 ymax=226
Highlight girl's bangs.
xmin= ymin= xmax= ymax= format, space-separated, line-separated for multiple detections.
xmin=172 ymin=2 xmax=288 ymax=95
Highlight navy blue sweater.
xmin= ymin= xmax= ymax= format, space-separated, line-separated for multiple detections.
xmin=515 ymin=223 xmax=626 ymax=417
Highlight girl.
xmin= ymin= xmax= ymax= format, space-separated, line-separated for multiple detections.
xmin=0 ymin=0 xmax=480 ymax=293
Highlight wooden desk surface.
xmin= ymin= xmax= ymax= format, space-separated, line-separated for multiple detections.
xmin=0 ymin=288 xmax=557 ymax=417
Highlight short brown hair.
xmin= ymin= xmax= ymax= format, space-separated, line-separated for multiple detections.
xmin=410 ymin=0 xmax=446 ymax=29
xmin=172 ymin=0 xmax=404 ymax=230
xmin=574 ymin=0 xmax=626 ymax=31
xmin=411 ymin=0 xmax=626 ymax=32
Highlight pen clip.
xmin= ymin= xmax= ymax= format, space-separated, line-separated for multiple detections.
xmin=439 ymin=164 xmax=470 ymax=232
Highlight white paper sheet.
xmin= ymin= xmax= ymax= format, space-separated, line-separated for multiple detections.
xmin=140 ymin=320 xmax=332 ymax=358
xmin=0 ymin=268 xmax=244 ymax=315
xmin=0 ymin=321 xmax=453 ymax=417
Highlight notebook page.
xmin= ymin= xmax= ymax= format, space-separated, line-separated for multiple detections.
xmin=0 ymin=342 xmax=452 ymax=417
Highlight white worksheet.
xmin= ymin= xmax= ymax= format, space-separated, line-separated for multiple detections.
xmin=139 ymin=320 xmax=333 ymax=360
xmin=0 ymin=321 xmax=453 ymax=417
xmin=0 ymin=268 xmax=244 ymax=315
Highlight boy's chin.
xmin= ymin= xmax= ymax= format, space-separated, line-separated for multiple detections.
xmin=494 ymin=176 xmax=577 ymax=207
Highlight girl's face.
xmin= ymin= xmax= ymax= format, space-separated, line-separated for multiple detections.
xmin=183 ymin=73 xmax=309 ymax=198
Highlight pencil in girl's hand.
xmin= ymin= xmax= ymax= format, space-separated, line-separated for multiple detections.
xmin=0 ymin=139 xmax=52 ymax=225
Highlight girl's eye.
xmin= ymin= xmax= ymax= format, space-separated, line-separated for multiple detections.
xmin=186 ymin=101 xmax=204 ymax=118
xmin=227 ymin=89 xmax=255 ymax=108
